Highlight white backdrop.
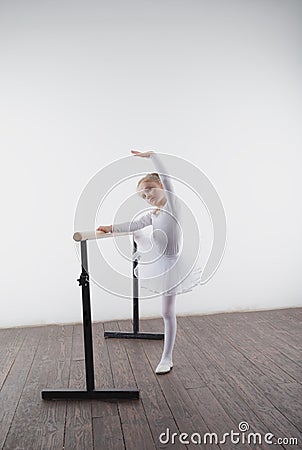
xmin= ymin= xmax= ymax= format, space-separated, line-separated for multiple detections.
xmin=0 ymin=0 xmax=301 ymax=328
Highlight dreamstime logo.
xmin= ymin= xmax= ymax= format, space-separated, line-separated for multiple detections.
xmin=73 ymin=152 xmax=227 ymax=299
xmin=238 ymin=421 xmax=249 ymax=432
xmin=159 ymin=422 xmax=299 ymax=446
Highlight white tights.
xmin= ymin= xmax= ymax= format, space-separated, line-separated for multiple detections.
xmin=159 ymin=293 xmax=177 ymax=364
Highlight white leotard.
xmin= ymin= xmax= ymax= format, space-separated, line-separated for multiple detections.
xmin=112 ymin=152 xmax=202 ymax=296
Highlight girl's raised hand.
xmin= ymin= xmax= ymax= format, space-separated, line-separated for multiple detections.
xmin=131 ymin=150 xmax=154 ymax=158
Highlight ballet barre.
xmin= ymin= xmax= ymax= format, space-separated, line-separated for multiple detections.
xmin=74 ymin=229 xmax=164 ymax=340
xmin=42 ymin=228 xmax=164 ymax=401
xmin=42 ymin=230 xmax=140 ymax=401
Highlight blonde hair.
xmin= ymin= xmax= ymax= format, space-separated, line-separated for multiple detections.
xmin=136 ymin=172 xmax=162 ymax=191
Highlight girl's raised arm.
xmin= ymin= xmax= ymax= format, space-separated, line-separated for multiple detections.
xmin=131 ymin=150 xmax=178 ymax=214
xmin=150 ymin=152 xmax=175 ymax=198
xmin=149 ymin=152 xmax=177 ymax=212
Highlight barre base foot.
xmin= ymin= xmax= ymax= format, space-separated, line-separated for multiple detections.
xmin=42 ymin=388 xmax=139 ymax=400
xmin=104 ymin=331 xmax=164 ymax=340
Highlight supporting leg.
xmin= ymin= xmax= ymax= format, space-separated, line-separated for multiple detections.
xmin=158 ymin=293 xmax=177 ymax=365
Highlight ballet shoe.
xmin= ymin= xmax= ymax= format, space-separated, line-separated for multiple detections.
xmin=155 ymin=360 xmax=173 ymax=374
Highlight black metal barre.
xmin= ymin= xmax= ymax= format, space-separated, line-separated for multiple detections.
xmin=41 ymin=238 xmax=139 ymax=400
xmin=41 ymin=231 xmax=164 ymax=401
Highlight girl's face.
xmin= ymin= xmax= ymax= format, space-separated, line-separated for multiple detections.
xmin=138 ymin=180 xmax=166 ymax=206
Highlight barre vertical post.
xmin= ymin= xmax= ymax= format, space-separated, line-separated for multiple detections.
xmin=79 ymin=240 xmax=95 ymax=392
xmin=104 ymin=234 xmax=164 ymax=340
xmin=133 ymin=239 xmax=139 ymax=334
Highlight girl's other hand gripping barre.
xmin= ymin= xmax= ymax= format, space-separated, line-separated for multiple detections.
xmin=96 ymin=225 xmax=113 ymax=233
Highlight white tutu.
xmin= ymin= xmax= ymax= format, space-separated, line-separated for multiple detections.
xmin=133 ymin=229 xmax=203 ymax=296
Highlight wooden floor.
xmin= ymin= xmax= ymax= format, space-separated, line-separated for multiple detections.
xmin=0 ymin=308 xmax=301 ymax=450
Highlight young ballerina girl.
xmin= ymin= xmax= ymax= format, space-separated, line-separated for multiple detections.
xmin=97 ymin=150 xmax=202 ymax=374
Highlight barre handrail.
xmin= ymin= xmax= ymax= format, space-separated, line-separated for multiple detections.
xmin=73 ymin=230 xmax=134 ymax=242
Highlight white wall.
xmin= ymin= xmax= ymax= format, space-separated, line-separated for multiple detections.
xmin=0 ymin=0 xmax=301 ymax=328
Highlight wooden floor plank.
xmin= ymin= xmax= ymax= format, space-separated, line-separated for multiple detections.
xmin=211 ymin=310 xmax=301 ymax=366
xmin=91 ymin=322 xmax=124 ymax=449
xmin=284 ymin=308 xmax=302 ymax=321
xmin=234 ymin=310 xmax=302 ymax=352
xmin=207 ymin=312 xmax=301 ymax=383
xmin=117 ymin=319 xmax=187 ymax=450
xmin=0 ymin=327 xmax=26 ymax=389
xmin=104 ymin=321 xmax=156 ymax=450
xmin=0 ymin=327 xmax=41 ymax=449
xmin=92 ymin=415 xmax=125 ymax=450
xmin=185 ymin=315 xmax=302 ymax=447
xmin=261 ymin=312 xmax=302 ymax=349
xmin=42 ymin=324 xmax=73 ymax=450
xmin=142 ymin=318 xmax=230 ymax=450
xmin=3 ymin=325 xmax=65 ymax=449
xmin=177 ymin=316 xmax=284 ymax=449
xmin=92 ymin=322 xmax=121 ymax=418
xmin=64 ymin=323 xmax=93 ymax=450
xmin=161 ymin=318 xmax=261 ymax=450
xmin=0 ymin=308 xmax=301 ymax=450
xmin=211 ymin=312 xmax=302 ymax=399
